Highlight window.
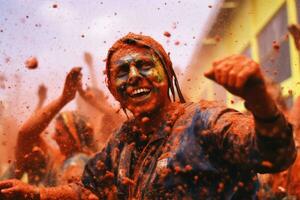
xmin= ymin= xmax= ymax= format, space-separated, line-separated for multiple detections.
xmin=258 ymin=4 xmax=291 ymax=83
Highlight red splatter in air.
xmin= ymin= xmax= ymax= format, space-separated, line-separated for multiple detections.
xmin=174 ymin=41 xmax=180 ymax=46
xmin=4 ymin=57 xmax=11 ymax=63
xmin=172 ymin=22 xmax=177 ymax=29
xmin=163 ymin=31 xmax=171 ymax=38
xmin=25 ymin=56 xmax=38 ymax=69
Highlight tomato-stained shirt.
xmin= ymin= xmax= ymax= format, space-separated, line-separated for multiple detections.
xmin=82 ymin=100 xmax=296 ymax=199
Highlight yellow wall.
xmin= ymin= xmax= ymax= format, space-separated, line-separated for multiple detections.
xmin=185 ymin=0 xmax=300 ymax=110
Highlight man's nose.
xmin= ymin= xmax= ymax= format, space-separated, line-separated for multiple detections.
xmin=128 ymin=65 xmax=142 ymax=85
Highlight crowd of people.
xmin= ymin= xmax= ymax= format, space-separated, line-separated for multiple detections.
xmin=0 ymin=23 xmax=299 ymax=199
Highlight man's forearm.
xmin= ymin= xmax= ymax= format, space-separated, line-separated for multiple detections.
xmin=244 ymin=85 xmax=287 ymax=138
xmin=245 ymin=85 xmax=296 ymax=172
xmin=18 ymin=95 xmax=67 ymax=140
xmin=38 ymin=184 xmax=98 ymax=200
xmin=244 ymin=83 xmax=280 ymax=119
xmin=39 ymin=185 xmax=78 ymax=200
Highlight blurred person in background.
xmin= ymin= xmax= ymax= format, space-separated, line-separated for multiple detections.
xmin=4 ymin=68 xmax=96 ymax=187
xmin=76 ymin=52 xmax=125 ymax=149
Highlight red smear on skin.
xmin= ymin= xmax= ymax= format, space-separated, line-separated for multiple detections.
xmin=25 ymin=57 xmax=38 ymax=69
xmin=163 ymin=31 xmax=171 ymax=38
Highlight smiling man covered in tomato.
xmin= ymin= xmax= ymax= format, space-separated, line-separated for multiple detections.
xmin=81 ymin=33 xmax=296 ymax=199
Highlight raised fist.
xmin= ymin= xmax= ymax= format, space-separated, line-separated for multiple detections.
xmin=204 ymin=55 xmax=265 ymax=100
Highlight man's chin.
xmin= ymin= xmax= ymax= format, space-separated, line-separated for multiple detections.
xmin=127 ymin=101 xmax=159 ymax=117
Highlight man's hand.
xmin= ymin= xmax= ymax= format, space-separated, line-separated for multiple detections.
xmin=0 ymin=179 xmax=39 ymax=200
xmin=204 ymin=55 xmax=265 ymax=101
xmin=61 ymin=67 xmax=82 ymax=103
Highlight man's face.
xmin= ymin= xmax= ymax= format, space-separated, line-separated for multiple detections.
xmin=109 ymin=45 xmax=169 ymax=116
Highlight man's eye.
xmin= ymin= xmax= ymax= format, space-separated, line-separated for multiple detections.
xmin=117 ymin=70 xmax=128 ymax=78
xmin=141 ymin=65 xmax=152 ymax=70
xmin=117 ymin=64 xmax=129 ymax=78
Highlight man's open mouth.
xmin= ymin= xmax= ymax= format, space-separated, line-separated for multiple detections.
xmin=129 ymin=88 xmax=151 ymax=98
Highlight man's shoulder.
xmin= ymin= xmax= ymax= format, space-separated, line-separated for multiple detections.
xmin=170 ymin=100 xmax=238 ymax=138
xmin=177 ymin=100 xmax=229 ymax=121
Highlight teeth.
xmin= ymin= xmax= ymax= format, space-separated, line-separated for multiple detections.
xmin=131 ymin=88 xmax=150 ymax=95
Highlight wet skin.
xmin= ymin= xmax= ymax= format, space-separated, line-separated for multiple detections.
xmin=109 ymin=46 xmax=170 ymax=117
